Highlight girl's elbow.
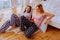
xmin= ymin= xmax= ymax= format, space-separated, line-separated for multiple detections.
xmin=52 ymin=14 xmax=55 ymax=17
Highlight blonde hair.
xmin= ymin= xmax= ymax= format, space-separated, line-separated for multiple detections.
xmin=36 ymin=4 xmax=44 ymax=13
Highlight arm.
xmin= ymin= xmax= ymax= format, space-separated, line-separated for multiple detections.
xmin=44 ymin=12 xmax=55 ymax=24
xmin=46 ymin=13 xmax=55 ymax=20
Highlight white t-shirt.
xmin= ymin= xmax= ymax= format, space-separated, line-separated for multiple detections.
xmin=22 ymin=13 xmax=31 ymax=19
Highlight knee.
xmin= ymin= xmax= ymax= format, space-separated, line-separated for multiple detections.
xmin=11 ymin=14 xmax=15 ymax=17
xmin=20 ymin=16 xmax=26 ymax=20
xmin=6 ymin=20 xmax=10 ymax=24
xmin=11 ymin=14 xmax=17 ymax=18
xmin=21 ymin=16 xmax=25 ymax=19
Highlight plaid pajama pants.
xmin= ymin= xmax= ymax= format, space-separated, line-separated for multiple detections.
xmin=0 ymin=14 xmax=20 ymax=33
xmin=20 ymin=16 xmax=39 ymax=38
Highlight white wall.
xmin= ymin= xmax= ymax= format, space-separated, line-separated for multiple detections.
xmin=42 ymin=0 xmax=60 ymax=16
xmin=16 ymin=0 xmax=60 ymax=17
xmin=42 ymin=0 xmax=60 ymax=24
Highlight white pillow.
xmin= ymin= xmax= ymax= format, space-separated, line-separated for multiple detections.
xmin=39 ymin=17 xmax=49 ymax=32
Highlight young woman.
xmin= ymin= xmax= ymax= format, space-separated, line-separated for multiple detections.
xmin=20 ymin=4 xmax=54 ymax=38
xmin=32 ymin=4 xmax=54 ymax=28
xmin=20 ymin=5 xmax=32 ymax=31
xmin=0 ymin=13 xmax=21 ymax=33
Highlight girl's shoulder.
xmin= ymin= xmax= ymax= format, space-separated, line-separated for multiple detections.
xmin=42 ymin=12 xmax=50 ymax=16
xmin=42 ymin=12 xmax=48 ymax=18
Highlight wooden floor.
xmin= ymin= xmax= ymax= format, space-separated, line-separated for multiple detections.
xmin=0 ymin=25 xmax=60 ymax=40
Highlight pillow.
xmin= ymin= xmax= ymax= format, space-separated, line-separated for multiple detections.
xmin=39 ymin=17 xmax=49 ymax=32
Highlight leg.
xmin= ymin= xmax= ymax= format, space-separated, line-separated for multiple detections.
xmin=11 ymin=14 xmax=20 ymax=27
xmin=24 ymin=23 xmax=39 ymax=38
xmin=20 ymin=16 xmax=27 ymax=31
xmin=20 ymin=16 xmax=33 ymax=31
xmin=20 ymin=16 xmax=33 ymax=30
xmin=0 ymin=20 xmax=10 ymax=33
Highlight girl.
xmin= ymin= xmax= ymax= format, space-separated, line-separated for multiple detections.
xmin=20 ymin=4 xmax=54 ymax=38
xmin=32 ymin=4 xmax=54 ymax=28
xmin=20 ymin=5 xmax=32 ymax=31
xmin=0 ymin=13 xmax=21 ymax=33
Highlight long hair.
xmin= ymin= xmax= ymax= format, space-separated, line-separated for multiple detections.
xmin=36 ymin=4 xmax=44 ymax=13
xmin=24 ymin=5 xmax=32 ymax=13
